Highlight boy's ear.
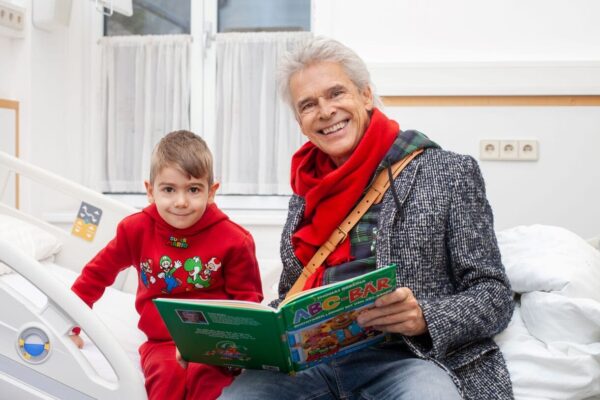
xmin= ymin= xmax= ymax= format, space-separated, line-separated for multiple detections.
xmin=208 ymin=182 xmax=220 ymax=204
xmin=144 ymin=181 xmax=155 ymax=203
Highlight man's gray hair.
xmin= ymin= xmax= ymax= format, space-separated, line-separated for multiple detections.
xmin=276 ymin=36 xmax=382 ymax=111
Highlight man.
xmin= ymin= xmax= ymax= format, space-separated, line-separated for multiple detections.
xmin=220 ymin=36 xmax=514 ymax=400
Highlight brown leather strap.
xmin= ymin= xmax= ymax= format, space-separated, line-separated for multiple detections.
xmin=284 ymin=149 xmax=423 ymax=300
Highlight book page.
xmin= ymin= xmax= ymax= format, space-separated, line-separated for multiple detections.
xmin=156 ymin=298 xmax=274 ymax=311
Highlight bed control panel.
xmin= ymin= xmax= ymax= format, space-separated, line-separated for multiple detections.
xmin=17 ymin=326 xmax=51 ymax=364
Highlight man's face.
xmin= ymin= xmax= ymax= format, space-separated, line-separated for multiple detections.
xmin=145 ymin=165 xmax=218 ymax=229
xmin=289 ymin=61 xmax=373 ymax=167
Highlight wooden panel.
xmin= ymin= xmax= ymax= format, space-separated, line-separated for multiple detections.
xmin=0 ymin=99 xmax=19 ymax=208
xmin=382 ymin=95 xmax=600 ymax=107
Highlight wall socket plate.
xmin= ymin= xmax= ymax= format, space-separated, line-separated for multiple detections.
xmin=479 ymin=140 xmax=500 ymax=160
xmin=499 ymin=140 xmax=519 ymax=160
xmin=0 ymin=1 xmax=25 ymax=36
xmin=479 ymin=139 xmax=539 ymax=161
xmin=518 ymin=140 xmax=539 ymax=160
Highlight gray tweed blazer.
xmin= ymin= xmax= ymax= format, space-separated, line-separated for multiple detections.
xmin=276 ymin=148 xmax=514 ymax=400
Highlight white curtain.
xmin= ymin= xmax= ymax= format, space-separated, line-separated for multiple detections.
xmin=98 ymin=35 xmax=191 ymax=192
xmin=215 ymin=32 xmax=311 ymax=195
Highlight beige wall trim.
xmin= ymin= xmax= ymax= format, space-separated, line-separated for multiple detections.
xmin=382 ymin=95 xmax=600 ymax=107
xmin=0 ymin=99 xmax=19 ymax=208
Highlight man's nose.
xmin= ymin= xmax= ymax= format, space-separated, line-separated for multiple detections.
xmin=317 ymin=97 xmax=335 ymax=119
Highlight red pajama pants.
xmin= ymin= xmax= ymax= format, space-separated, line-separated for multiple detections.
xmin=139 ymin=340 xmax=235 ymax=400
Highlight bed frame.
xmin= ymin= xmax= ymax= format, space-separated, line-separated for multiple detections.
xmin=0 ymin=151 xmax=146 ymax=399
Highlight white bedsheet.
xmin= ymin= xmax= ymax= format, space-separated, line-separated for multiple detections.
xmin=1 ymin=262 xmax=144 ymax=382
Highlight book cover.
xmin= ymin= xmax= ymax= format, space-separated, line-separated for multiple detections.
xmin=154 ymin=264 xmax=397 ymax=373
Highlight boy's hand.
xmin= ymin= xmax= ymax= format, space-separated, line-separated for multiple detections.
xmin=69 ymin=334 xmax=84 ymax=349
xmin=176 ymin=347 xmax=188 ymax=369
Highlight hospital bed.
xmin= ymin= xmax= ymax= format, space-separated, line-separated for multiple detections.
xmin=0 ymin=151 xmax=598 ymax=400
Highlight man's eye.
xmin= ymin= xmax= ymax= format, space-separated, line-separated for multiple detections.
xmin=332 ymin=90 xmax=344 ymax=97
xmin=301 ymin=103 xmax=314 ymax=113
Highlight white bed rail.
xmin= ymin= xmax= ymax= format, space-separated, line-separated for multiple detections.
xmin=0 ymin=240 xmax=147 ymax=399
xmin=0 ymin=151 xmax=138 ymax=292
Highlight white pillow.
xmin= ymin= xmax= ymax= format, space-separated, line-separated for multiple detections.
xmin=520 ymin=291 xmax=600 ymax=345
xmin=496 ymin=225 xmax=600 ymax=301
xmin=495 ymin=305 xmax=600 ymax=400
xmin=0 ymin=214 xmax=62 ymax=269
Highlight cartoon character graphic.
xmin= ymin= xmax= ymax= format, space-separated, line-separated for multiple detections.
xmin=184 ymin=257 xmax=209 ymax=288
xmin=157 ymin=255 xmax=182 ymax=293
xmin=293 ymin=310 xmax=379 ymax=364
xmin=199 ymin=257 xmax=222 ymax=282
xmin=205 ymin=341 xmax=250 ymax=361
xmin=140 ymin=259 xmax=156 ymax=288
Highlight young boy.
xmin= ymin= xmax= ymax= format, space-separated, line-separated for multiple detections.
xmin=70 ymin=130 xmax=263 ymax=400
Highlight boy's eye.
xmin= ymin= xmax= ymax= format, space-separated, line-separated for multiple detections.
xmin=163 ymin=187 xmax=174 ymax=193
xmin=189 ymin=187 xmax=201 ymax=194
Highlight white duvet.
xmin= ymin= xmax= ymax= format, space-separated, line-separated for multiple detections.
xmin=496 ymin=225 xmax=600 ymax=400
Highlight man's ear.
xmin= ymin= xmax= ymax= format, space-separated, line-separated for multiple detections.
xmin=208 ymin=182 xmax=220 ymax=204
xmin=144 ymin=181 xmax=155 ymax=203
xmin=362 ymin=85 xmax=374 ymax=111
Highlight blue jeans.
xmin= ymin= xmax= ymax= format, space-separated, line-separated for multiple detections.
xmin=219 ymin=342 xmax=461 ymax=400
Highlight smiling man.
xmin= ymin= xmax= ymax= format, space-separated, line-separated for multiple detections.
xmin=220 ymin=37 xmax=514 ymax=400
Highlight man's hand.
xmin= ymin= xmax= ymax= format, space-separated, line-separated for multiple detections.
xmin=69 ymin=334 xmax=84 ymax=349
xmin=357 ymin=287 xmax=428 ymax=336
xmin=176 ymin=347 xmax=188 ymax=369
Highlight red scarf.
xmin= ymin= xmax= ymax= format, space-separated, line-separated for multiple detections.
xmin=290 ymin=108 xmax=399 ymax=289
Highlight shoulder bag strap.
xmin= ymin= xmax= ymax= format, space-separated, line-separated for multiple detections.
xmin=284 ymin=149 xmax=423 ymax=300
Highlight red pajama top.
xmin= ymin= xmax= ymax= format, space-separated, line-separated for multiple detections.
xmin=71 ymin=203 xmax=263 ymax=341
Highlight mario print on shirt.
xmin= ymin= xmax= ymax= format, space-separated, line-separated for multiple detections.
xmin=183 ymin=256 xmax=222 ymax=289
xmin=184 ymin=257 xmax=208 ymax=288
xmin=200 ymin=257 xmax=222 ymax=282
xmin=140 ymin=259 xmax=156 ymax=288
xmin=157 ymin=255 xmax=182 ymax=294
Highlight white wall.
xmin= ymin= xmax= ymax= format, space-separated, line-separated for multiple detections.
xmin=313 ymin=0 xmax=600 ymax=63
xmin=0 ymin=0 xmax=102 ymax=219
xmin=1 ymin=0 xmax=600 ymax=262
xmin=386 ymin=106 xmax=600 ymax=237
xmin=311 ymin=0 xmax=600 ymax=239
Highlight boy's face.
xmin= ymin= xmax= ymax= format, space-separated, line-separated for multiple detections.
xmin=145 ymin=165 xmax=218 ymax=229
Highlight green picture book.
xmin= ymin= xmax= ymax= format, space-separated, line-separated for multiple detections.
xmin=154 ymin=264 xmax=397 ymax=373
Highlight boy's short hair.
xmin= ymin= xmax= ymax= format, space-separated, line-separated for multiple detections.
xmin=149 ymin=130 xmax=213 ymax=185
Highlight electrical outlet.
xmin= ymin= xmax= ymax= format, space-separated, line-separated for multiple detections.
xmin=518 ymin=140 xmax=539 ymax=161
xmin=499 ymin=140 xmax=519 ymax=160
xmin=0 ymin=1 xmax=25 ymax=33
xmin=480 ymin=138 xmax=539 ymax=162
xmin=479 ymin=140 xmax=500 ymax=160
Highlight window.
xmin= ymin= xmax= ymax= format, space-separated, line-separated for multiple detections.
xmin=97 ymin=0 xmax=312 ymax=199
xmin=97 ymin=0 xmax=192 ymax=193
xmin=105 ymin=0 xmax=191 ymax=36
xmin=218 ymin=0 xmax=310 ymax=33
xmin=205 ymin=0 xmax=312 ymax=195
